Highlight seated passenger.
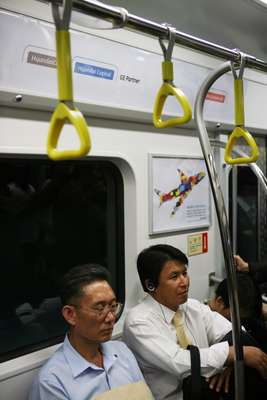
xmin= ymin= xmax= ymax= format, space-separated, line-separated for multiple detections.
xmin=123 ymin=244 xmax=267 ymax=400
xmin=209 ymin=273 xmax=267 ymax=354
xmin=29 ymin=263 xmax=153 ymax=400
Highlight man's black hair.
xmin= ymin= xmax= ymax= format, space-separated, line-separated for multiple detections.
xmin=60 ymin=263 xmax=111 ymax=306
xmin=137 ymin=244 xmax=188 ymax=292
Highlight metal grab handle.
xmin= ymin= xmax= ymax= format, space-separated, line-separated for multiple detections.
xmin=194 ymin=61 xmax=244 ymax=400
xmin=153 ymin=27 xmax=192 ymax=128
xmin=47 ymin=0 xmax=91 ymax=161
xmin=224 ymin=76 xmax=259 ymax=165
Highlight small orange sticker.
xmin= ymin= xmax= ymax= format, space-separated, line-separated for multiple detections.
xmin=206 ymin=91 xmax=225 ymax=103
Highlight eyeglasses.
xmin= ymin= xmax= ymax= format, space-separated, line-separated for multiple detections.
xmin=70 ymin=302 xmax=123 ymax=319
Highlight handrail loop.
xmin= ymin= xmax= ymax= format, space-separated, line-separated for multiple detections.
xmin=224 ymin=50 xmax=259 ymax=165
xmin=52 ymin=0 xmax=72 ymax=30
xmin=230 ymin=50 xmax=246 ymax=81
xmin=73 ymin=1 xmax=129 ymax=30
xmin=153 ymin=25 xmax=192 ymax=128
xmin=112 ymin=7 xmax=129 ymax=29
xmin=47 ymin=0 xmax=91 ymax=161
xmin=158 ymin=24 xmax=176 ymax=67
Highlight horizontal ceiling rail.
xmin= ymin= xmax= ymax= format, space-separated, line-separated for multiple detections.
xmin=37 ymin=0 xmax=267 ymax=73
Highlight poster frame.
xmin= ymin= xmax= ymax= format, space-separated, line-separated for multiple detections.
xmin=149 ymin=154 xmax=211 ymax=235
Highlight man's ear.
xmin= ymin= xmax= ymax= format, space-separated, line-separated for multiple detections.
xmin=62 ymin=305 xmax=77 ymax=327
xmin=209 ymin=296 xmax=225 ymax=313
xmin=216 ymin=296 xmax=226 ymax=310
xmin=216 ymin=296 xmax=231 ymax=320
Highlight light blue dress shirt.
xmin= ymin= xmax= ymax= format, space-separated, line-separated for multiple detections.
xmin=28 ymin=336 xmax=145 ymax=400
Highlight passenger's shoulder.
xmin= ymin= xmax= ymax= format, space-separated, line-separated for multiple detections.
xmin=125 ymin=296 xmax=158 ymax=323
xmin=186 ymin=298 xmax=205 ymax=310
xmin=106 ymin=340 xmax=136 ymax=359
xmin=38 ymin=346 xmax=66 ymax=381
xmin=184 ymin=298 xmax=212 ymax=315
xmin=106 ymin=339 xmax=128 ymax=351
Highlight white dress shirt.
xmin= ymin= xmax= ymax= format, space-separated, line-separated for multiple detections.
xmin=123 ymin=295 xmax=232 ymax=400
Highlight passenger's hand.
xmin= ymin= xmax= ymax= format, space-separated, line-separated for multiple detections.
xmin=206 ymin=367 xmax=233 ymax=393
xmin=234 ymin=255 xmax=249 ymax=273
xmin=243 ymin=346 xmax=267 ymax=379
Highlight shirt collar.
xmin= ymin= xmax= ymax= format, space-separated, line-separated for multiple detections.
xmin=63 ymin=335 xmax=118 ymax=378
xmin=145 ymin=294 xmax=177 ymax=324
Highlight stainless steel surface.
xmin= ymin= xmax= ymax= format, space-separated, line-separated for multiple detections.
xmin=37 ymin=0 xmax=267 ymax=73
xmin=195 ymin=61 xmax=244 ymax=400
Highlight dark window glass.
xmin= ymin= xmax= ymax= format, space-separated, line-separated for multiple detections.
xmin=0 ymin=158 xmax=124 ymax=362
xmin=229 ymin=166 xmax=258 ymax=261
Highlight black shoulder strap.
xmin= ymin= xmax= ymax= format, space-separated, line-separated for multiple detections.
xmin=188 ymin=345 xmax=202 ymax=400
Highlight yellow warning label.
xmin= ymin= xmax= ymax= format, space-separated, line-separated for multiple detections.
xmin=187 ymin=233 xmax=203 ymax=256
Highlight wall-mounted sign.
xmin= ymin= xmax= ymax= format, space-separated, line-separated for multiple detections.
xmin=187 ymin=232 xmax=208 ymax=256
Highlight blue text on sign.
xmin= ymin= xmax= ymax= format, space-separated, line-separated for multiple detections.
xmin=74 ymin=62 xmax=114 ymax=80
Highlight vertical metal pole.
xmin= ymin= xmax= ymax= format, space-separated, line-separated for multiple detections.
xmin=194 ymin=61 xmax=244 ymax=400
xmin=232 ymin=166 xmax=238 ymax=254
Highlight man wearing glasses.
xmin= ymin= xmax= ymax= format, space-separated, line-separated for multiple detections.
xmin=29 ymin=264 xmax=150 ymax=400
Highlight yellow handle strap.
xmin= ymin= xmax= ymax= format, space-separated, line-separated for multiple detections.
xmin=224 ymin=126 xmax=259 ymax=165
xmin=47 ymin=30 xmax=91 ymax=160
xmin=224 ymin=77 xmax=259 ymax=165
xmin=47 ymin=103 xmax=91 ymax=161
xmin=56 ymin=30 xmax=73 ymax=101
xmin=153 ymin=61 xmax=192 ymax=128
xmin=162 ymin=60 xmax=174 ymax=82
xmin=234 ymin=79 xmax=245 ymax=126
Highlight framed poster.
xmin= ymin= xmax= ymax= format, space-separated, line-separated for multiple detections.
xmin=149 ymin=154 xmax=211 ymax=234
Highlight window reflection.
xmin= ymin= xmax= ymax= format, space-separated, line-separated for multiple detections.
xmin=229 ymin=166 xmax=258 ymax=262
xmin=0 ymin=159 xmax=124 ymax=361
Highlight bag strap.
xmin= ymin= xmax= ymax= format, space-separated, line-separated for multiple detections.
xmin=188 ymin=345 xmax=202 ymax=400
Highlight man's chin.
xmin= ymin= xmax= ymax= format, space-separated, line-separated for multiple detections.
xmin=177 ymin=293 xmax=188 ymax=305
xmin=100 ymin=329 xmax=113 ymax=342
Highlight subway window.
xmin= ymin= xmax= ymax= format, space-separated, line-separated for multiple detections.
xmin=0 ymin=158 xmax=124 ymax=362
xmin=229 ymin=166 xmax=258 ymax=262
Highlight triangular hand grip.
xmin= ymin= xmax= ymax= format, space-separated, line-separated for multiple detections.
xmin=153 ymin=83 xmax=192 ymax=128
xmin=224 ymin=126 xmax=259 ymax=165
xmin=47 ymin=102 xmax=91 ymax=161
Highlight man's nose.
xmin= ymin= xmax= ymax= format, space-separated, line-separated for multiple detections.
xmin=104 ymin=310 xmax=116 ymax=322
xmin=179 ymin=275 xmax=188 ymax=286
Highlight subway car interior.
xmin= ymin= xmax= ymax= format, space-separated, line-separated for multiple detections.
xmin=1 ymin=1 xmax=267 ymax=399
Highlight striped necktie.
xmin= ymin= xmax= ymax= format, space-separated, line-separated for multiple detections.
xmin=172 ymin=309 xmax=191 ymax=349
